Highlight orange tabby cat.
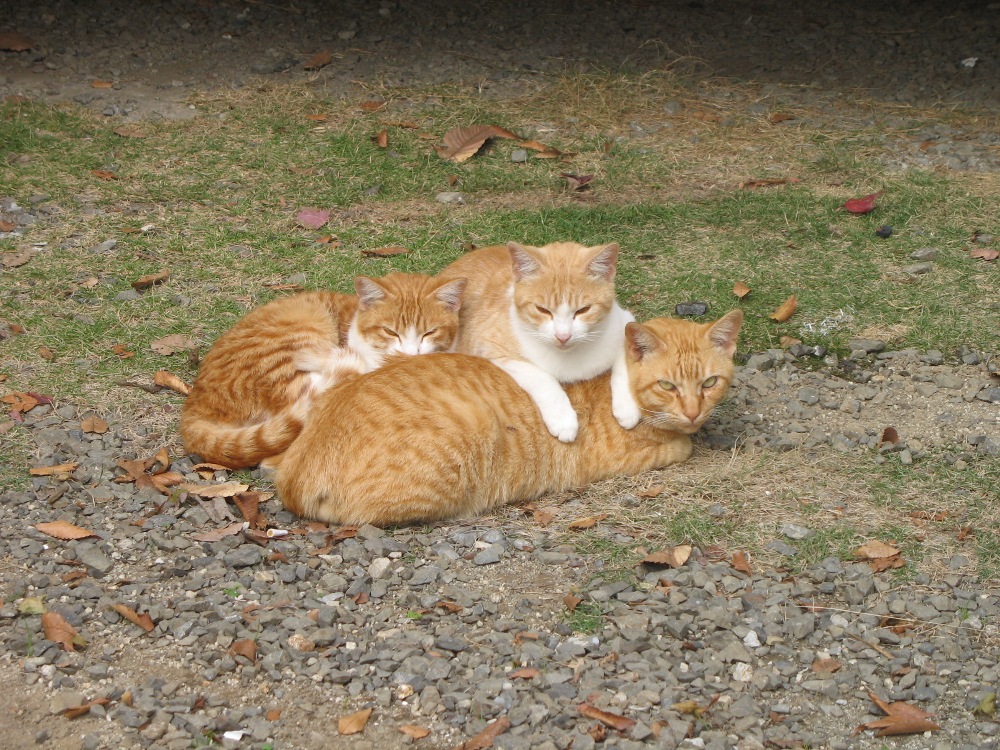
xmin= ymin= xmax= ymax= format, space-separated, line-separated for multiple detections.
xmin=277 ymin=310 xmax=743 ymax=525
xmin=438 ymin=241 xmax=640 ymax=444
xmin=180 ymin=273 xmax=466 ymax=469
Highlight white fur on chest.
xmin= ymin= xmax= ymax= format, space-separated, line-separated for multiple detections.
xmin=511 ymin=301 xmax=634 ymax=383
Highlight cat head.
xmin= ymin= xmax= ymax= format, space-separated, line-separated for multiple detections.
xmin=507 ymin=241 xmax=619 ymax=350
xmin=624 ymin=310 xmax=743 ymax=434
xmin=350 ymin=273 xmax=466 ymax=365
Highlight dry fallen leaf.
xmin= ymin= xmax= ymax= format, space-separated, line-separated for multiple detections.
xmin=642 ymin=544 xmax=693 ymax=568
xmin=362 ymin=245 xmax=410 ymax=257
xmin=769 ymin=294 xmax=798 ymax=322
xmin=561 ymin=173 xmax=594 ymax=191
xmin=295 ymin=207 xmax=330 ymax=230
xmin=63 ymin=697 xmax=109 ymax=720
xmin=969 ymin=247 xmax=999 ymax=261
xmin=455 ymin=717 xmax=511 ymax=750
xmin=769 ymin=113 xmax=796 ymax=124
xmin=112 ymin=343 xmax=135 ymax=359
xmin=567 ymin=513 xmax=608 ymax=531
xmin=843 ymin=191 xmax=884 ymax=214
xmin=0 ymin=32 xmax=33 ymax=51
xmin=81 ymin=415 xmax=109 ymax=434
xmin=179 ymin=482 xmax=249 ymax=498
xmin=2 ymin=249 xmax=35 ymax=268
xmin=154 ymin=370 xmax=191 ymax=396
xmin=779 ymin=335 xmax=802 ymax=348
xmin=399 ymin=724 xmax=431 ymax=739
xmin=91 ymin=80 xmax=114 ymax=88
xmin=91 ymin=169 xmax=118 ymax=180
xmin=731 ymin=551 xmax=752 ymax=575
xmin=733 ymin=282 xmax=751 ymax=299
xmin=359 ymin=100 xmax=386 ymax=112
xmin=303 ymin=49 xmax=332 ymax=70
xmin=855 ymin=540 xmax=901 ymax=559
xmin=635 ymin=484 xmax=664 ymax=498
xmin=305 ymin=113 xmax=329 ymax=122
xmin=42 ymin=611 xmax=86 ymax=652
xmin=230 ymin=638 xmax=257 ymax=663
xmin=338 ymin=707 xmax=373 ymax=736
xmin=854 ymin=691 xmax=941 ymax=737
xmin=374 ymin=129 xmax=388 ymax=148
xmin=532 ymin=507 xmax=556 ymax=526
xmin=37 ymin=345 xmax=55 ymax=360
xmin=30 ymin=462 xmax=79 ymax=477
xmin=435 ymin=124 xmax=519 ymax=163
xmin=812 ymin=656 xmax=841 ymax=673
xmin=35 ymin=520 xmax=98 ymax=540
xmin=191 ymin=521 xmax=247 ymax=542
xmin=577 ymin=703 xmax=636 ymax=732
xmin=740 ymin=177 xmax=799 ymax=189
xmin=878 ymin=426 xmax=900 ymax=447
xmin=233 ymin=492 xmax=266 ymax=529
xmin=0 ymin=220 xmax=15 ymax=232
xmin=150 ymin=334 xmax=197 ymax=355
xmin=111 ymin=604 xmax=155 ymax=632
xmin=131 ymin=269 xmax=170 ymax=291
xmin=509 ymin=667 xmax=540 ymax=680
xmin=563 ymin=594 xmax=582 ymax=611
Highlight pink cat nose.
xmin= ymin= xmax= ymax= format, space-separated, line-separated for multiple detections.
xmin=555 ymin=332 xmax=572 ymax=344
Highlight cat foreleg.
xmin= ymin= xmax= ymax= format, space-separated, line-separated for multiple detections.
xmin=495 ymin=359 xmax=579 ymax=442
xmin=610 ymin=348 xmax=642 ymax=429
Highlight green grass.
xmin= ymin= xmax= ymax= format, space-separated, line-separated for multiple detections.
xmin=564 ymin=600 xmax=604 ymax=634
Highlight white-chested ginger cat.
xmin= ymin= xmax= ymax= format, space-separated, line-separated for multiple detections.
xmin=180 ymin=273 xmax=466 ymax=469
xmin=277 ymin=310 xmax=743 ymax=526
xmin=437 ymin=241 xmax=641 ymax=443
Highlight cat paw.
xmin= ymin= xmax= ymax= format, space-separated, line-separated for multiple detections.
xmin=613 ymin=400 xmax=642 ymax=430
xmin=544 ymin=411 xmax=579 ymax=443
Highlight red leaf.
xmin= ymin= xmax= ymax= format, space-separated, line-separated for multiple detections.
xmin=843 ymin=191 xmax=884 ymax=214
xmin=295 ymin=208 xmax=330 ymax=230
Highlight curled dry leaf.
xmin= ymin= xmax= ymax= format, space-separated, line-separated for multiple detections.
xmin=338 ymin=707 xmax=373 ymax=736
xmin=230 ymin=638 xmax=257 ymax=663
xmin=359 ymin=100 xmax=386 ymax=112
xmin=111 ymin=604 xmax=155 ymax=632
xmin=0 ymin=31 xmax=34 ymax=51
xmin=37 ymin=345 xmax=55 ymax=360
xmin=362 ymin=245 xmax=410 ymax=257
xmin=642 ymin=544 xmax=692 ymax=568
xmin=63 ymin=697 xmax=110 ymax=720
xmin=435 ymin=124 xmax=519 ymax=163
xmin=855 ymin=540 xmax=900 ymax=559
xmin=131 ymin=269 xmax=170 ymax=291
xmin=563 ymin=594 xmax=582 ymax=611
xmin=305 ymin=113 xmax=328 ymax=122
xmin=295 ymin=207 xmax=330 ymax=230
xmin=508 ymin=667 xmax=540 ymax=680
xmin=2 ymin=249 xmax=35 ymax=268
xmin=561 ymin=173 xmax=593 ymax=191
xmin=111 ymin=344 xmax=135 ymax=358
xmin=969 ymin=247 xmax=999 ymax=261
xmin=733 ymin=282 xmax=751 ymax=299
xmin=878 ymin=426 xmax=900 ymax=447
xmin=731 ymin=551 xmax=752 ymax=575
xmin=812 ymin=656 xmax=841 ymax=673
xmin=233 ymin=492 xmax=266 ymax=529
xmin=577 ymin=703 xmax=636 ymax=732
xmin=567 ymin=514 xmax=607 ymax=531
xmin=532 ymin=507 xmax=557 ymax=526
xmin=42 ymin=611 xmax=86 ymax=652
xmin=400 ymin=724 xmax=431 ymax=739
xmin=374 ymin=129 xmax=388 ymax=148
xmin=769 ymin=113 xmax=796 ymax=123
xmin=150 ymin=334 xmax=197 ymax=355
xmin=303 ymin=49 xmax=332 ymax=70
xmin=35 ymin=520 xmax=97 ymax=541
xmin=191 ymin=521 xmax=247 ymax=543
xmin=29 ymin=462 xmax=79 ymax=477
xmin=843 ymin=191 xmax=884 ymax=214
xmin=179 ymin=482 xmax=249 ymax=498
xmin=81 ymin=415 xmax=109 ymax=434
xmin=779 ymin=335 xmax=801 ymax=348
xmin=854 ymin=691 xmax=941 ymax=737
xmin=769 ymin=294 xmax=798 ymax=322
xmin=154 ymin=370 xmax=191 ymax=396
xmin=91 ymin=170 xmax=118 ymax=180
xmin=455 ymin=717 xmax=511 ymax=750
xmin=635 ymin=484 xmax=664 ymax=499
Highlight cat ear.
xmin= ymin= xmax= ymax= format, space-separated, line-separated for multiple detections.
xmin=626 ymin=322 xmax=665 ymax=362
xmin=587 ymin=243 xmax=619 ymax=280
xmin=433 ymin=277 xmax=467 ymax=312
xmin=354 ymin=276 xmax=387 ymax=310
xmin=707 ymin=309 xmax=744 ymax=357
xmin=508 ymin=242 xmax=542 ymax=280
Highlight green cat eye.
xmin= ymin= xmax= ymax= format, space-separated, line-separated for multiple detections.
xmin=658 ymin=380 xmax=676 ymax=391
xmin=703 ymin=376 xmax=719 ymax=388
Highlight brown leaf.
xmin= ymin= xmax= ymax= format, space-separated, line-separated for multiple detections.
xmin=958 ymin=526 xmax=974 ymax=541
xmin=63 ymin=697 xmax=109 ymax=720
xmin=2 ymin=249 xmax=35 ymax=268
xmin=35 ymin=520 xmax=97 ymax=541
xmin=303 ymin=49 xmax=332 ymax=70
xmin=374 ymin=129 xmax=388 ymax=148
xmin=878 ymin=426 xmax=900 ymax=447
xmin=779 ymin=335 xmax=802 ymax=348
xmin=0 ymin=220 xmax=15 ymax=232
xmin=338 ymin=707 xmax=373 ymax=736
xmin=854 ymin=691 xmax=940 ymax=737
xmin=154 ymin=370 xmax=191 ymax=395
xmin=509 ymin=667 xmax=540 ymax=680
xmin=91 ymin=80 xmax=114 ymax=89
xmin=362 ymin=245 xmax=410 ymax=257
xmin=359 ymin=100 xmax=386 ymax=112
xmin=191 ymin=521 xmax=247 ymax=542
xmin=233 ymin=492 xmax=266 ymax=529
xmin=532 ymin=507 xmax=556 ymax=526
xmin=518 ymin=140 xmax=549 ymax=151
xmin=635 ymin=484 xmax=664 ymax=498
xmin=329 ymin=525 xmax=359 ymax=542
xmin=30 ymin=462 xmax=79 ymax=477
xmin=37 ymin=345 xmax=55 ymax=360
xmin=731 ymin=551 xmax=752 ymax=575
xmin=769 ymin=295 xmax=798 ymax=322
xmin=150 ymin=334 xmax=197 ymax=355
xmin=81 ymin=416 xmax=109 ymax=434
xmin=733 ymin=281 xmax=751 ymax=299
xmin=111 ymin=604 xmax=155 ymax=632
xmin=265 ymin=708 xmax=282 ymax=721
xmin=854 ymin=540 xmax=900 ymax=559
xmin=561 ymin=173 xmax=594 ymax=191
xmin=869 ymin=555 xmax=906 ymax=573
xmin=384 ymin=120 xmax=419 ymax=129
xmin=578 ymin=703 xmax=636 ymax=732
xmin=400 ymin=724 xmax=431 ymax=739
xmin=567 ymin=513 xmax=607 ymax=531
xmin=455 ymin=717 xmax=511 ymax=750
xmin=180 ymin=482 xmax=249 ymax=498
xmin=305 ymin=113 xmax=329 ymax=122
xmin=230 ymin=638 xmax=257 ymax=664
xmin=111 ymin=344 xmax=135 ymax=358
xmin=91 ymin=169 xmax=118 ymax=180
xmin=969 ymin=247 xmax=999 ymax=261
xmin=42 ymin=611 xmax=84 ymax=652
xmin=588 ymin=723 xmax=608 ymax=742
xmin=131 ymin=269 xmax=170 ymax=291
xmin=0 ymin=32 xmax=34 ymax=51
xmin=769 ymin=113 xmax=796 ymax=124
xmin=563 ymin=594 xmax=582 ymax=611
xmin=435 ymin=125 xmax=519 ymax=163
xmin=642 ymin=544 xmax=692 ymax=568
xmin=812 ymin=656 xmax=841 ymax=673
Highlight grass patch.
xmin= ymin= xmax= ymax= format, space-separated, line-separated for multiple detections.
xmin=564 ymin=600 xmax=604 ymax=634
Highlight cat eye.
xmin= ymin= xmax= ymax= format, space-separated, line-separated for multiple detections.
xmin=575 ymin=305 xmax=592 ymax=316
xmin=421 ymin=328 xmax=438 ymax=339
xmin=702 ymin=376 xmax=719 ymax=388
xmin=534 ymin=305 xmax=552 ymax=317
xmin=658 ymin=380 xmax=676 ymax=391
xmin=382 ymin=327 xmax=400 ymax=339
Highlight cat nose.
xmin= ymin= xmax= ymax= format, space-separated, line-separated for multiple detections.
xmin=555 ymin=332 xmax=572 ymax=344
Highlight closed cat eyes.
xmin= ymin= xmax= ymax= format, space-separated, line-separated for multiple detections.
xmin=421 ymin=328 xmax=438 ymax=340
xmin=535 ymin=305 xmax=552 ymax=317
xmin=576 ymin=305 xmax=591 ymax=315
xmin=382 ymin=327 xmax=399 ymax=339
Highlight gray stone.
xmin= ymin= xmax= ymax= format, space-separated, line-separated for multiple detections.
xmin=904 ymin=262 xmax=934 ymax=275
xmin=910 ymin=247 xmax=939 ymax=260
xmin=765 ymin=540 xmax=798 ymax=556
xmin=510 ymin=150 xmax=528 ymax=163
xmin=848 ymin=339 xmax=885 ymax=354
xmin=223 ymin=546 xmax=263 ymax=568
xmin=473 ymin=546 xmax=502 ymax=566
xmin=368 ymin=557 xmax=392 ymax=580
xmin=781 ymin=524 xmax=814 ymax=540
xmin=75 ymin=543 xmax=114 ymax=575
xmin=435 ymin=192 xmax=465 ymax=204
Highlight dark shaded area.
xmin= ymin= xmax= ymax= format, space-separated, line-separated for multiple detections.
xmin=2 ymin=0 xmax=998 ymax=111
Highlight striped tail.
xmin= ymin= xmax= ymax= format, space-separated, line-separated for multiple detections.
xmin=180 ymin=409 xmax=306 ymax=469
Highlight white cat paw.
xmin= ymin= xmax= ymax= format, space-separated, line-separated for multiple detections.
xmin=613 ymin=400 xmax=642 ymax=430
xmin=543 ymin=410 xmax=579 ymax=443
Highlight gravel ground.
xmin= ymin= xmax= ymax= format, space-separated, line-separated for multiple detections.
xmin=2 ymin=2 xmax=1000 ymax=749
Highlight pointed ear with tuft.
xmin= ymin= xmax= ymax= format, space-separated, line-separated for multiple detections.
xmin=508 ymin=242 xmax=541 ymax=280
xmin=626 ymin=322 xmax=666 ymax=362
xmin=587 ymin=243 xmax=619 ymax=281
xmin=354 ymin=276 xmax=388 ymax=310
xmin=434 ymin=277 xmax=467 ymax=312
xmin=707 ymin=309 xmax=744 ymax=357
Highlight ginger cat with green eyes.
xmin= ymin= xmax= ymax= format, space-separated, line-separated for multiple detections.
xmin=437 ymin=241 xmax=641 ymax=443
xmin=277 ymin=310 xmax=743 ymax=526
xmin=180 ymin=273 xmax=466 ymax=469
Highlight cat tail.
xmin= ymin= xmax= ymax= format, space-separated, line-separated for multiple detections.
xmin=181 ymin=409 xmax=308 ymax=470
